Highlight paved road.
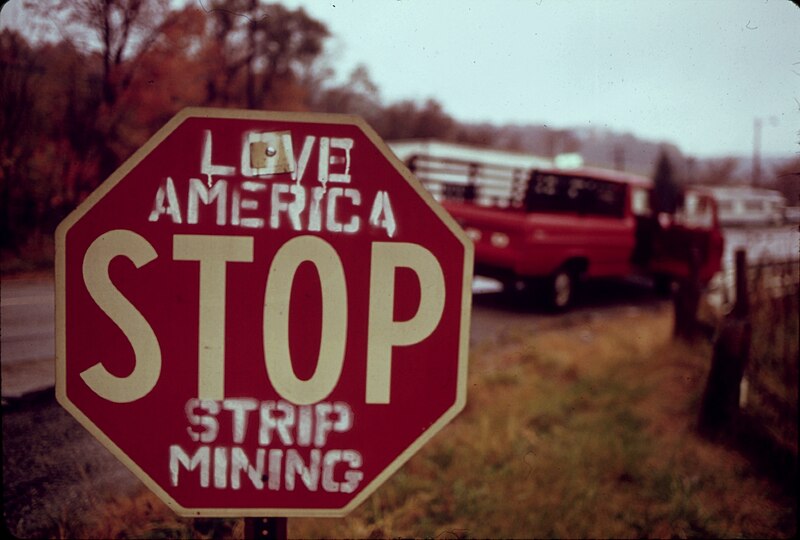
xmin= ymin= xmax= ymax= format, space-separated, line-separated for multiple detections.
xmin=1 ymin=275 xmax=56 ymax=399
xmin=1 ymin=276 xmax=55 ymax=365
xmin=0 ymin=273 xmax=657 ymax=399
xmin=0 ymin=274 xmax=523 ymax=398
xmin=2 ymin=275 xmax=145 ymax=539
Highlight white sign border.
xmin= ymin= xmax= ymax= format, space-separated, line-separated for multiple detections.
xmin=55 ymin=107 xmax=474 ymax=518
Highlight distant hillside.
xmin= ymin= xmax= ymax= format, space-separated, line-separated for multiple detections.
xmin=461 ymin=122 xmax=685 ymax=177
xmin=726 ymin=155 xmax=799 ymax=185
xmin=460 ymin=121 xmax=797 ymax=184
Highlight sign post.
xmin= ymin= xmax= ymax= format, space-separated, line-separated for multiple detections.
xmin=244 ymin=516 xmax=287 ymax=539
xmin=55 ymin=108 xmax=473 ymax=519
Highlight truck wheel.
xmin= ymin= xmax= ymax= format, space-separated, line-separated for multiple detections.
xmin=549 ymin=269 xmax=575 ymax=311
xmin=653 ymin=274 xmax=673 ymax=297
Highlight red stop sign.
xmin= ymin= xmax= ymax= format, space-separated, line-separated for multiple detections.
xmin=55 ymin=109 xmax=473 ymax=517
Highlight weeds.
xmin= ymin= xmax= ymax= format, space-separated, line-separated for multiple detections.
xmin=746 ymin=262 xmax=799 ymax=457
xmin=79 ymin=305 xmax=795 ymax=538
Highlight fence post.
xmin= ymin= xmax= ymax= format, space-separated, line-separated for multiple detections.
xmin=698 ymin=249 xmax=751 ymax=435
xmin=673 ymin=244 xmax=703 ymax=340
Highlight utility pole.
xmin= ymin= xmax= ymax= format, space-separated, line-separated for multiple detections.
xmin=686 ymin=157 xmax=696 ymax=183
xmin=752 ymin=117 xmax=762 ymax=187
xmin=613 ymin=144 xmax=625 ymax=171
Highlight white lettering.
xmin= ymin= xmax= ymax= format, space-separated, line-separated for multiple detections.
xmin=369 ymin=190 xmax=397 ymax=237
xmin=308 ymin=186 xmax=325 ymax=232
xmin=188 ymin=399 xmax=354 ymax=448
xmin=236 ymin=181 xmax=267 ymax=229
xmin=173 ymin=235 xmax=254 ymax=400
xmin=169 ymin=445 xmax=362 ymax=493
xmin=201 ymin=130 xmax=235 ymax=186
xmin=188 ymin=178 xmax=227 ymax=225
xmin=318 ymin=137 xmax=353 ymax=185
xmin=214 ymin=446 xmax=228 ymax=488
xmin=80 ymin=230 xmax=161 ymax=403
xmin=222 ymin=398 xmax=258 ymax=444
xmin=258 ymin=401 xmax=296 ymax=446
xmin=231 ymin=447 xmax=265 ymax=489
xmin=292 ymin=135 xmax=316 ymax=183
xmin=326 ymin=187 xmax=361 ymax=233
xmin=321 ymin=449 xmax=364 ymax=493
xmin=263 ymin=236 xmax=347 ymax=405
xmin=340 ymin=450 xmax=364 ymax=493
xmin=270 ymin=183 xmax=306 ymax=230
xmin=170 ymin=445 xmax=210 ymax=487
xmin=285 ymin=449 xmax=321 ymax=491
xmin=185 ymin=398 xmax=220 ymax=443
xmin=322 ymin=450 xmax=343 ymax=493
xmin=314 ymin=402 xmax=353 ymax=447
xmin=268 ymin=449 xmax=283 ymax=490
xmin=175 ymin=400 xmax=361 ymax=492
xmin=297 ymin=405 xmax=313 ymax=447
xmin=147 ymin=179 xmax=395 ymax=237
xmin=366 ymin=242 xmax=445 ymax=403
xmin=148 ymin=177 xmax=183 ymax=223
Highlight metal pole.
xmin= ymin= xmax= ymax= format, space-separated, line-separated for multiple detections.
xmin=733 ymin=249 xmax=749 ymax=318
xmin=244 ymin=517 xmax=288 ymax=540
xmin=698 ymin=248 xmax=751 ymax=435
xmin=752 ymin=117 xmax=762 ymax=187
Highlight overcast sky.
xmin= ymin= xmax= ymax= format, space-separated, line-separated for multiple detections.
xmin=2 ymin=0 xmax=798 ymax=158
xmin=283 ymin=0 xmax=799 ymax=159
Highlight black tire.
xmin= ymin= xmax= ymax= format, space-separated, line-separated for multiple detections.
xmin=653 ymin=274 xmax=673 ymax=297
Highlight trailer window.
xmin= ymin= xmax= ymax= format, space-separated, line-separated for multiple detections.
xmin=525 ymin=173 xmax=626 ymax=218
xmin=717 ymin=200 xmax=734 ymax=212
xmin=745 ymin=200 xmax=763 ymax=212
xmin=675 ymin=192 xmax=714 ymax=228
xmin=632 ymin=187 xmax=651 ymax=216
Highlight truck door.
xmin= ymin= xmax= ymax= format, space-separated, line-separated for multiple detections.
xmin=649 ymin=190 xmax=724 ymax=285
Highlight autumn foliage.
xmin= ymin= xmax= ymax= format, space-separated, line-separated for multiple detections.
xmin=2 ymin=1 xmax=797 ymax=268
xmin=0 ymin=0 xmax=463 ymax=262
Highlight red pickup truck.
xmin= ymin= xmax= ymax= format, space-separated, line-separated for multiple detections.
xmin=393 ymin=143 xmax=723 ymax=310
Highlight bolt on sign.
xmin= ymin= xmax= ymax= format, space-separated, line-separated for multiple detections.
xmin=55 ymin=108 xmax=473 ymax=517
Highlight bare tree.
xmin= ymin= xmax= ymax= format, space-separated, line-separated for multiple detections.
xmin=652 ymin=148 xmax=680 ymax=214
xmin=0 ymin=29 xmax=41 ymax=250
xmin=198 ymin=0 xmax=328 ymax=109
xmin=24 ymin=0 xmax=179 ymax=178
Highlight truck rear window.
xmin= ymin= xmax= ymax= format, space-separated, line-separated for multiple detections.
xmin=525 ymin=173 xmax=627 ymax=218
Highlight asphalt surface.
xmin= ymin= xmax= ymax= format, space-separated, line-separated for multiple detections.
xmin=0 ymin=274 xmax=660 ymax=400
xmin=1 ymin=275 xmax=55 ymax=400
xmin=2 ymin=274 xmax=143 ymax=539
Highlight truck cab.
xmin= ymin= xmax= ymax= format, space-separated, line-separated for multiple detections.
xmin=391 ymin=140 xmax=723 ymax=310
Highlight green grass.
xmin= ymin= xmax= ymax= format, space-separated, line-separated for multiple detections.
xmin=72 ymin=305 xmax=795 ymax=539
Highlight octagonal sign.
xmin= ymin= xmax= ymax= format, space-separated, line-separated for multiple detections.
xmin=55 ymin=108 xmax=473 ymax=517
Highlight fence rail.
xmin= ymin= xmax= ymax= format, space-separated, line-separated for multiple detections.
xmin=746 ymin=260 xmax=799 ymax=298
xmin=711 ymin=257 xmax=799 ymax=309
xmin=699 ymin=249 xmax=798 ymax=464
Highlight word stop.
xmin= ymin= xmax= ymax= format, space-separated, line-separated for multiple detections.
xmin=78 ymin=231 xmax=446 ymax=405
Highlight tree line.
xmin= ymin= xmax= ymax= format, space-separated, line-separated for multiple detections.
xmin=0 ymin=0 xmax=505 ymax=259
xmin=1 ymin=0 xmax=797 ymax=266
